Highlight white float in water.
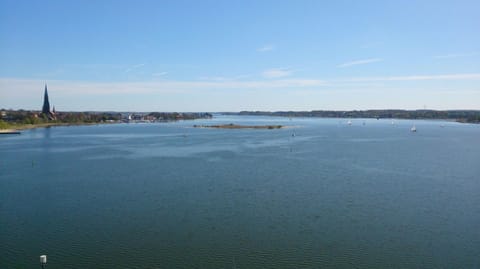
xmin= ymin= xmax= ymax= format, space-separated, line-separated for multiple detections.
xmin=40 ymin=255 xmax=47 ymax=268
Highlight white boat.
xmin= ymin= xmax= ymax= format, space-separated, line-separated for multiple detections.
xmin=347 ymin=120 xmax=352 ymax=125
xmin=411 ymin=125 xmax=417 ymax=132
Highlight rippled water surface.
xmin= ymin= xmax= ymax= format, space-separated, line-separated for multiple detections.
xmin=1 ymin=116 xmax=479 ymax=268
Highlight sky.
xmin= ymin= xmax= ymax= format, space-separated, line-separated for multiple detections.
xmin=0 ymin=0 xmax=479 ymax=112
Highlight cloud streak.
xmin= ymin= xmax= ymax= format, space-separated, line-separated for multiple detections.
xmin=152 ymin=72 xmax=168 ymax=77
xmin=1 ymin=73 xmax=478 ymax=99
xmin=198 ymin=74 xmax=252 ymax=81
xmin=0 ymin=73 xmax=480 ymax=95
xmin=2 ymin=73 xmax=479 ymax=111
xmin=257 ymin=44 xmax=274 ymax=52
xmin=262 ymin=68 xmax=292 ymax=78
xmin=125 ymin=63 xmax=145 ymax=73
xmin=0 ymin=77 xmax=326 ymax=96
xmin=337 ymin=58 xmax=383 ymax=68
xmin=347 ymin=73 xmax=480 ymax=82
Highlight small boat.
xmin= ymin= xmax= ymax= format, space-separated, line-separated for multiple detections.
xmin=410 ymin=125 xmax=417 ymax=132
xmin=347 ymin=120 xmax=352 ymax=125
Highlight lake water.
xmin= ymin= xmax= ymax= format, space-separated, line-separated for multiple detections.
xmin=1 ymin=115 xmax=479 ymax=268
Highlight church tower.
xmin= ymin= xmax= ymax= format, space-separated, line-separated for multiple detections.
xmin=42 ymin=84 xmax=50 ymax=115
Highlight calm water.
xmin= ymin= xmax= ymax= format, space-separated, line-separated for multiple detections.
xmin=1 ymin=115 xmax=479 ymax=268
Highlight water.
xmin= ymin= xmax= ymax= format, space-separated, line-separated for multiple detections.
xmin=1 ymin=115 xmax=479 ymax=268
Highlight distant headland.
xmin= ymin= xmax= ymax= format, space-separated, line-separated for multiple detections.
xmin=0 ymin=110 xmax=213 ymax=132
xmin=224 ymin=110 xmax=480 ymax=124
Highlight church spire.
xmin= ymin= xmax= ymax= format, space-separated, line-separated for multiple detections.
xmin=42 ymin=83 xmax=50 ymax=114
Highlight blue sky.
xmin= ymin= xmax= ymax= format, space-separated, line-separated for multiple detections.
xmin=0 ymin=0 xmax=479 ymax=111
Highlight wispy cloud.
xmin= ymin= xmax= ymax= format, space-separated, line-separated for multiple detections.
xmin=257 ymin=44 xmax=274 ymax=52
xmin=0 ymin=77 xmax=326 ymax=97
xmin=433 ymin=52 xmax=478 ymax=59
xmin=347 ymin=73 xmax=480 ymax=82
xmin=2 ymin=72 xmax=479 ymax=111
xmin=262 ymin=68 xmax=292 ymax=78
xmin=125 ymin=63 xmax=145 ymax=73
xmin=337 ymin=58 xmax=383 ymax=68
xmin=152 ymin=72 xmax=168 ymax=77
xmin=62 ymin=63 xmax=126 ymax=69
xmin=198 ymin=74 xmax=252 ymax=81
xmin=1 ymin=73 xmax=478 ymax=99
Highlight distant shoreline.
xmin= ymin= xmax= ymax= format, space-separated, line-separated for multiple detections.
xmin=0 ymin=111 xmax=213 ymax=133
xmin=194 ymin=124 xmax=284 ymax=129
xmin=224 ymin=110 xmax=480 ymax=124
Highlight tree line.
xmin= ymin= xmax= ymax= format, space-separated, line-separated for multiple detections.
xmin=228 ymin=110 xmax=480 ymax=123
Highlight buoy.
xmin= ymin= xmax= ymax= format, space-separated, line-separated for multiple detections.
xmin=40 ymin=255 xmax=47 ymax=268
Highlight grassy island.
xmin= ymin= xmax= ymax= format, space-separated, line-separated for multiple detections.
xmin=194 ymin=123 xmax=283 ymax=129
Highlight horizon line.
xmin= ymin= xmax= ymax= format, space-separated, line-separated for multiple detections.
xmin=2 ymin=108 xmax=480 ymax=113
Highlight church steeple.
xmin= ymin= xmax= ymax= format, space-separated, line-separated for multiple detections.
xmin=42 ymin=83 xmax=50 ymax=114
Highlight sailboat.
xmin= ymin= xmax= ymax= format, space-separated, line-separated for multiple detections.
xmin=410 ymin=125 xmax=417 ymax=132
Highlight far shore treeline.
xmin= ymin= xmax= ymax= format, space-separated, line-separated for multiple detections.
xmin=226 ymin=110 xmax=480 ymax=124
xmin=0 ymin=109 xmax=212 ymax=130
xmin=2 ymin=108 xmax=480 ymax=131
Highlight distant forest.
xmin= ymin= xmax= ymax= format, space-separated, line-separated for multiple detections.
xmin=226 ymin=110 xmax=480 ymax=124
